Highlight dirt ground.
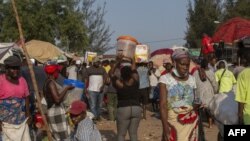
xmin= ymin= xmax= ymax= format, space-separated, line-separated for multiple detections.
xmin=97 ymin=110 xmax=219 ymax=141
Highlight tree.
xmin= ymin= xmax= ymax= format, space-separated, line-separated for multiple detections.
xmin=223 ymin=0 xmax=250 ymax=20
xmin=0 ymin=0 xmax=112 ymax=54
xmin=81 ymin=0 xmax=113 ymax=54
xmin=185 ymin=0 xmax=222 ymax=48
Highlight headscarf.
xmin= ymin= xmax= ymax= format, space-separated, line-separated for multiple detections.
xmin=215 ymin=60 xmax=228 ymax=70
xmin=171 ymin=48 xmax=189 ymax=60
xmin=44 ymin=62 xmax=60 ymax=78
xmin=171 ymin=49 xmax=190 ymax=78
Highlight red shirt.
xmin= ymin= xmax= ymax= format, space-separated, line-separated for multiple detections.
xmin=202 ymin=36 xmax=214 ymax=54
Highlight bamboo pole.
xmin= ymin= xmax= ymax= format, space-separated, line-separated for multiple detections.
xmin=11 ymin=0 xmax=53 ymax=140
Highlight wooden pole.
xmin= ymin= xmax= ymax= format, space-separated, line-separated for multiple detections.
xmin=11 ymin=0 xmax=53 ymax=141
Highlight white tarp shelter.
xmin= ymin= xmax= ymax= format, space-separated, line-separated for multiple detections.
xmin=0 ymin=43 xmax=22 ymax=64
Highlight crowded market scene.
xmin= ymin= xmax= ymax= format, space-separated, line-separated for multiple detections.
xmin=1 ymin=0 xmax=250 ymax=141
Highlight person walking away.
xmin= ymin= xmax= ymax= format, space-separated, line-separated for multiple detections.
xmin=193 ymin=59 xmax=218 ymax=128
xmin=110 ymin=55 xmax=142 ymax=141
xmin=107 ymin=60 xmax=118 ymax=121
xmin=70 ymin=100 xmax=102 ymax=141
xmin=235 ymin=50 xmax=250 ymax=125
xmin=0 ymin=56 xmax=31 ymax=141
xmin=137 ymin=62 xmax=150 ymax=119
xmin=215 ymin=60 xmax=236 ymax=94
xmin=159 ymin=49 xmax=199 ymax=141
xmin=84 ymin=57 xmax=107 ymax=121
xmin=43 ymin=61 xmax=74 ymax=140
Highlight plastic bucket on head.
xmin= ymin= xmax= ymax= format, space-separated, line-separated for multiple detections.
xmin=63 ymin=79 xmax=84 ymax=107
xmin=116 ymin=35 xmax=138 ymax=60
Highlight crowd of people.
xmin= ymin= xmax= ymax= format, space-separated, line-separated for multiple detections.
xmin=0 ymin=39 xmax=250 ymax=141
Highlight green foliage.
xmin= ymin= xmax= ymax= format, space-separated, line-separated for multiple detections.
xmin=81 ymin=0 xmax=113 ymax=54
xmin=186 ymin=0 xmax=250 ymax=48
xmin=0 ymin=0 xmax=111 ymax=54
xmin=224 ymin=0 xmax=250 ymax=20
xmin=186 ymin=0 xmax=221 ymax=48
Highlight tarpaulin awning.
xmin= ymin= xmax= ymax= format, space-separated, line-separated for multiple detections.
xmin=212 ymin=17 xmax=250 ymax=44
xmin=0 ymin=43 xmax=21 ymax=64
xmin=25 ymin=40 xmax=66 ymax=63
xmin=150 ymin=48 xmax=173 ymax=70
xmin=150 ymin=48 xmax=173 ymax=57
xmin=0 ymin=46 xmax=11 ymax=61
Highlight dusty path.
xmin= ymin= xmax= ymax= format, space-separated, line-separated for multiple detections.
xmin=97 ymin=110 xmax=219 ymax=141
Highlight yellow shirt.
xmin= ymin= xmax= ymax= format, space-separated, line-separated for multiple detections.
xmin=215 ymin=69 xmax=236 ymax=93
xmin=103 ymin=65 xmax=111 ymax=73
xmin=235 ymin=68 xmax=250 ymax=124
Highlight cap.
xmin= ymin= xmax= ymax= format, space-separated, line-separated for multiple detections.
xmin=69 ymin=100 xmax=87 ymax=115
xmin=4 ymin=56 xmax=21 ymax=67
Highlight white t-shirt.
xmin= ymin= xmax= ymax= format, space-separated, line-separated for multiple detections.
xmin=85 ymin=66 xmax=106 ymax=92
xmin=88 ymin=75 xmax=103 ymax=92
xmin=149 ymin=69 xmax=160 ymax=87
xmin=159 ymin=73 xmax=196 ymax=108
xmin=67 ymin=65 xmax=77 ymax=80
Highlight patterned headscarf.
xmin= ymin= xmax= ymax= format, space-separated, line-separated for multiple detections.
xmin=172 ymin=48 xmax=189 ymax=60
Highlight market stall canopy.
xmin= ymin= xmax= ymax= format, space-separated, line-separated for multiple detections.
xmin=212 ymin=17 xmax=250 ymax=44
xmin=25 ymin=40 xmax=66 ymax=63
xmin=150 ymin=48 xmax=173 ymax=69
xmin=0 ymin=43 xmax=22 ymax=64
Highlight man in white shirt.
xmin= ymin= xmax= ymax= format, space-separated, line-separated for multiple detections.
xmin=84 ymin=57 xmax=107 ymax=120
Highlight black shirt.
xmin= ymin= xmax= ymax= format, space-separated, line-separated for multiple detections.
xmin=116 ymin=79 xmax=140 ymax=107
